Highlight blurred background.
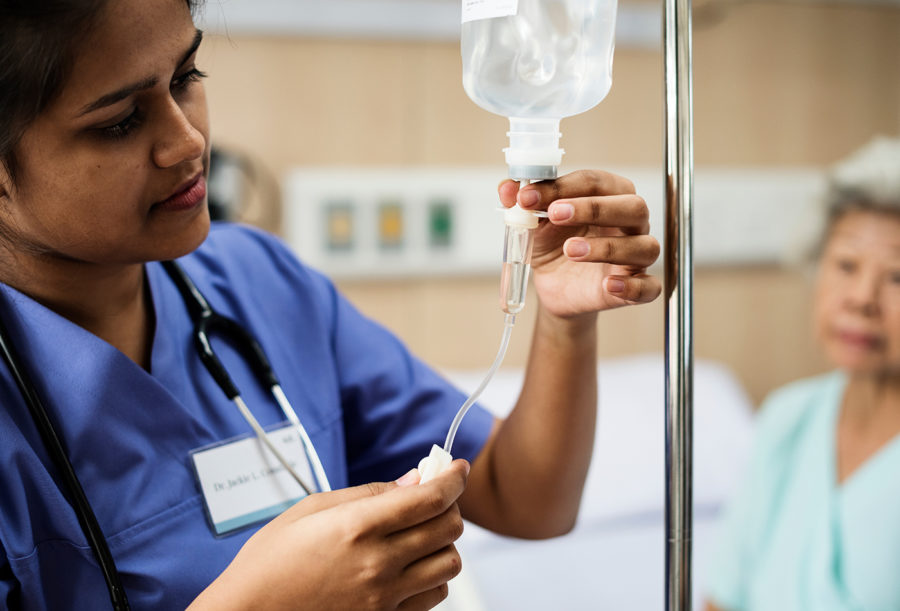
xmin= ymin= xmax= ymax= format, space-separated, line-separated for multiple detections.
xmin=193 ymin=1 xmax=898 ymax=607
xmin=195 ymin=0 xmax=898 ymax=406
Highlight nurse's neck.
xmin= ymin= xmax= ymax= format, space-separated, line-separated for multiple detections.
xmin=1 ymin=258 xmax=153 ymax=370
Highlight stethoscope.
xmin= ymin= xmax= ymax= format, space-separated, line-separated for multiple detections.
xmin=0 ymin=260 xmax=331 ymax=611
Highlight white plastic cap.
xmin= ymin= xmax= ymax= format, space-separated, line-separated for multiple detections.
xmin=503 ymin=204 xmax=540 ymax=229
xmin=417 ymin=444 xmax=453 ymax=484
xmin=504 ymin=117 xmax=564 ymax=180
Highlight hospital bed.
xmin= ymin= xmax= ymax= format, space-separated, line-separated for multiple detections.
xmin=438 ymin=353 xmax=756 ymax=611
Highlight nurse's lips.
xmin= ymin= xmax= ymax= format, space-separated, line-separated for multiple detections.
xmin=154 ymin=173 xmax=206 ymax=211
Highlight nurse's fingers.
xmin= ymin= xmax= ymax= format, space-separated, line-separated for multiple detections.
xmin=348 ymin=460 xmax=469 ymax=536
xmin=498 ymin=169 xmax=637 ymax=208
xmin=546 ymin=194 xmax=651 ymax=235
xmin=398 ymin=584 xmax=451 ymax=611
xmin=388 ymin=502 xmax=464 ymax=567
xmin=563 ymin=234 xmax=661 ymax=268
xmin=605 ymin=273 xmax=662 ymax=305
xmin=397 ymin=545 xmax=462 ymax=608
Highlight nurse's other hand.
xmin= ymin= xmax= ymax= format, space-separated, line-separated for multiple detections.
xmin=498 ymin=170 xmax=661 ymax=319
xmin=189 ymin=460 xmax=469 ymax=611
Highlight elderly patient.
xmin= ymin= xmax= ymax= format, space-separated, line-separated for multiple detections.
xmin=705 ymin=136 xmax=900 ymax=611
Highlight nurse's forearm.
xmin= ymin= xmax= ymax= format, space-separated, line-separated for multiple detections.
xmin=461 ymin=305 xmax=597 ymax=538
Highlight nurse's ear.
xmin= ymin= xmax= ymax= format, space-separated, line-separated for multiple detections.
xmin=0 ymin=169 xmax=9 ymax=203
xmin=0 ymin=158 xmax=15 ymax=204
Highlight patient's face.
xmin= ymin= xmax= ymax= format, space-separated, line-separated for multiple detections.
xmin=813 ymin=210 xmax=900 ymax=376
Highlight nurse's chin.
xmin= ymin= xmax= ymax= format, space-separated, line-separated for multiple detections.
xmin=144 ymin=207 xmax=211 ymax=262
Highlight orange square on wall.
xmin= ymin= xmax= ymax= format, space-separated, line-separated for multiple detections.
xmin=378 ymin=201 xmax=404 ymax=249
xmin=325 ymin=201 xmax=355 ymax=251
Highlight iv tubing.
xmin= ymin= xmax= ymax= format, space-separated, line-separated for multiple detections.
xmin=443 ymin=312 xmax=517 ymax=454
xmin=442 ymin=180 xmax=537 ymax=455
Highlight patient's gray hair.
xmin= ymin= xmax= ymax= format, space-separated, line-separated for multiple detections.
xmin=814 ymin=136 xmax=900 ymax=256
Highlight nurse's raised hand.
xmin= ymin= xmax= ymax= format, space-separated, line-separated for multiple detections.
xmin=498 ymin=170 xmax=661 ymax=319
xmin=189 ymin=460 xmax=470 ymax=611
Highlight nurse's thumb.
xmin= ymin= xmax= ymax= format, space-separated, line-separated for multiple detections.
xmin=351 ymin=471 xmax=419 ymax=501
xmin=292 ymin=480 xmax=400 ymax=517
xmin=394 ymin=468 xmax=421 ymax=487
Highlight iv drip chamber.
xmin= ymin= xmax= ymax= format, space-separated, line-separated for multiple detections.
xmin=501 ymin=205 xmax=539 ymax=315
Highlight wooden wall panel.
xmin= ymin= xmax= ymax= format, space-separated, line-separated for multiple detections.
xmin=335 ymin=266 xmax=830 ymax=405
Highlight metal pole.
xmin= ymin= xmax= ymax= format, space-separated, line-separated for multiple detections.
xmin=663 ymin=0 xmax=694 ymax=605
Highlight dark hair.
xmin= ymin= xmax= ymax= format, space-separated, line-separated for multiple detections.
xmin=0 ymin=0 xmax=202 ymax=186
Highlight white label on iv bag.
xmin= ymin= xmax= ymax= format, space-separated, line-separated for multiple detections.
xmin=462 ymin=0 xmax=519 ymax=24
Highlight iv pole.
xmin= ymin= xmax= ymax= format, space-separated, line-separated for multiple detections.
xmin=663 ymin=0 xmax=694 ymax=605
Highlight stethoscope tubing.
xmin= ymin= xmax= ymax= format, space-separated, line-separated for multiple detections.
xmin=162 ymin=260 xmax=330 ymax=495
xmin=0 ymin=298 xmax=131 ymax=611
xmin=271 ymin=384 xmax=331 ymax=492
xmin=0 ymin=260 xmax=333 ymax=609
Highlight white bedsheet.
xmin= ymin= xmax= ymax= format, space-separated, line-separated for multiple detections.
xmin=437 ymin=353 xmax=756 ymax=610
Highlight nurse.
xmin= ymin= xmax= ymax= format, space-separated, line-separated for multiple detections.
xmin=0 ymin=0 xmax=661 ymax=609
xmin=705 ymin=136 xmax=900 ymax=611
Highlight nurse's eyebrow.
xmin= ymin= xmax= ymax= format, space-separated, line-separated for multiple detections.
xmin=77 ymin=29 xmax=204 ymax=117
xmin=78 ymin=75 xmax=158 ymax=116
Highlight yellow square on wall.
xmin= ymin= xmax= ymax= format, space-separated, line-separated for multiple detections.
xmin=325 ymin=201 xmax=355 ymax=251
xmin=378 ymin=201 xmax=404 ymax=249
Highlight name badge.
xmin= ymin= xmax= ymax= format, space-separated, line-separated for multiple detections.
xmin=191 ymin=423 xmax=315 ymax=536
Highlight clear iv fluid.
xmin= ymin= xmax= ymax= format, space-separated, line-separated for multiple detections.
xmin=500 ymin=221 xmax=535 ymax=314
xmin=461 ymin=0 xmax=617 ymax=120
xmin=500 ymin=262 xmax=529 ymax=314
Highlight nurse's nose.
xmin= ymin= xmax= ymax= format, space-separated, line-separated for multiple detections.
xmin=152 ymin=99 xmax=206 ymax=169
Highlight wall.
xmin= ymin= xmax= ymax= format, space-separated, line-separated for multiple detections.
xmin=334 ymin=264 xmax=831 ymax=406
xmin=198 ymin=1 xmax=899 ymax=404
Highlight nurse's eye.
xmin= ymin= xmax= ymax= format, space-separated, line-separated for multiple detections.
xmin=171 ymin=67 xmax=207 ymax=92
xmin=96 ymin=108 xmax=143 ymax=140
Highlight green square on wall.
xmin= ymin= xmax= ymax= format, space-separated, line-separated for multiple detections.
xmin=428 ymin=200 xmax=453 ymax=248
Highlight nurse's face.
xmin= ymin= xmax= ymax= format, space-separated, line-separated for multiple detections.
xmin=813 ymin=210 xmax=900 ymax=377
xmin=0 ymin=0 xmax=210 ymax=267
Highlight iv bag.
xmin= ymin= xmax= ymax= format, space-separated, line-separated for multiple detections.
xmin=461 ymin=0 xmax=618 ymax=178
xmin=462 ymin=0 xmax=617 ymax=119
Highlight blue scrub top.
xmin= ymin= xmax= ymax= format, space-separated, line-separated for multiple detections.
xmin=0 ymin=223 xmax=494 ymax=610
xmin=707 ymin=372 xmax=900 ymax=611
